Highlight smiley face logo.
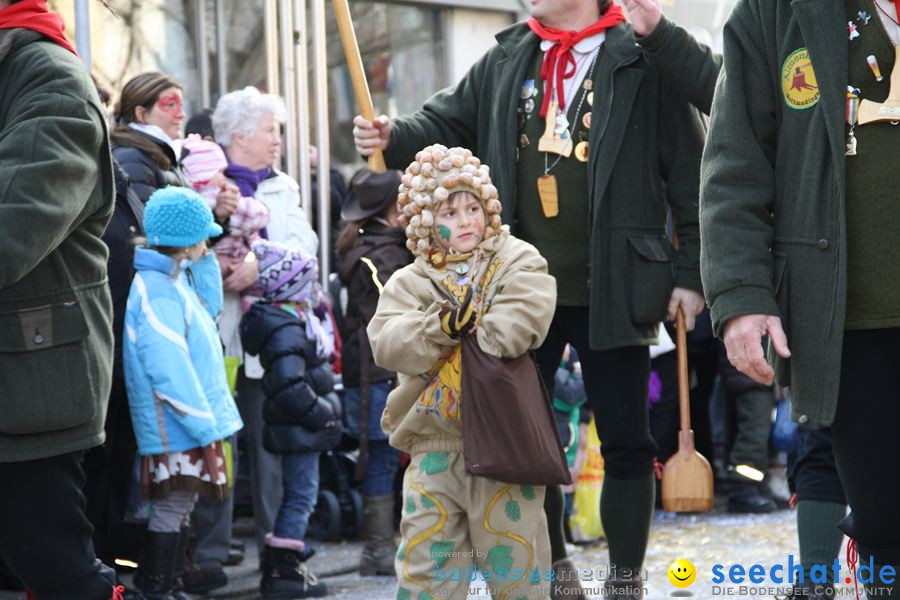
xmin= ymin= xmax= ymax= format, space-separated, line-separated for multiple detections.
xmin=668 ymin=559 xmax=696 ymax=588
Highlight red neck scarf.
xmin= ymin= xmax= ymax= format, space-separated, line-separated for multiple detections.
xmin=527 ymin=5 xmax=625 ymax=117
xmin=0 ymin=0 xmax=77 ymax=55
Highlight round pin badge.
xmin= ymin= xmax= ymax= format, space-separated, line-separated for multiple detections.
xmin=574 ymin=141 xmax=589 ymax=162
xmin=582 ymin=112 xmax=592 ymax=129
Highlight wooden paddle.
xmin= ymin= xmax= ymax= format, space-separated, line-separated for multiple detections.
xmin=332 ymin=0 xmax=386 ymax=173
xmin=661 ymin=306 xmax=714 ymax=512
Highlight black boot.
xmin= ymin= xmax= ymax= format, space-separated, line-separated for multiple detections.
xmin=260 ymin=545 xmax=328 ymax=599
xmin=170 ymin=527 xmax=193 ymax=600
xmin=136 ymin=531 xmax=180 ymax=600
xmin=359 ymin=494 xmax=396 ymax=576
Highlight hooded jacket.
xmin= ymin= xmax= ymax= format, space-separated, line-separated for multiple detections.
xmin=240 ymin=302 xmax=342 ymax=454
xmin=124 ymin=249 xmax=243 ymax=455
xmin=367 ymin=230 xmax=556 ymax=454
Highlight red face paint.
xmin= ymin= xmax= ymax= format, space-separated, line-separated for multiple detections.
xmin=156 ymin=92 xmax=184 ymax=120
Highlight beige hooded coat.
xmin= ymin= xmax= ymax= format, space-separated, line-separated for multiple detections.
xmin=367 ymin=228 xmax=557 ymax=454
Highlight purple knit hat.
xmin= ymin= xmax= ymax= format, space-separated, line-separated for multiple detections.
xmin=251 ymin=240 xmax=321 ymax=304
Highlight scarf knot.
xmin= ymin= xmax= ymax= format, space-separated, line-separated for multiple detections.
xmin=527 ymin=4 xmax=626 ymax=117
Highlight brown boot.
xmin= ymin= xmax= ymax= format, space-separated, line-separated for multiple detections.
xmin=551 ymin=558 xmax=586 ymax=600
xmin=359 ymin=495 xmax=397 ymax=576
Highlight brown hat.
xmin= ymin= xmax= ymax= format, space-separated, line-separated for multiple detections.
xmin=341 ymin=168 xmax=402 ymax=222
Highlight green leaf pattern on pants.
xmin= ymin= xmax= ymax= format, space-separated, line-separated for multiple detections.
xmin=420 ymin=452 xmax=449 ymax=475
xmin=430 ymin=541 xmax=455 ymax=569
xmin=406 ymin=496 xmax=417 ymax=514
xmin=521 ymin=485 xmax=536 ymax=501
xmin=505 ymin=500 xmax=521 ymax=522
xmin=486 ymin=545 xmax=514 ymax=573
xmin=397 ymin=588 xmax=410 ymax=600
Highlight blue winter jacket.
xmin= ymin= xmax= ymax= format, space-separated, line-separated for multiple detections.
xmin=124 ymin=247 xmax=243 ymax=455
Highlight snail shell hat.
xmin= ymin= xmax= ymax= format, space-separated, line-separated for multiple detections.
xmin=396 ymin=144 xmax=503 ymax=256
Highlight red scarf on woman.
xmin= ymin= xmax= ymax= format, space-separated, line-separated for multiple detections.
xmin=527 ymin=4 xmax=625 ymax=117
xmin=0 ymin=0 xmax=77 ymax=55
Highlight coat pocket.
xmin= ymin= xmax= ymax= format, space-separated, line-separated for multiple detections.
xmin=627 ymin=235 xmax=676 ymax=325
xmin=0 ymin=299 xmax=97 ymax=434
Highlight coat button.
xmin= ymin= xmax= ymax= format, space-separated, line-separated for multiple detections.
xmin=798 ymin=414 xmax=809 ymax=424
xmin=817 ymin=239 xmax=829 ymax=250
xmin=33 ymin=334 xmax=44 ymax=345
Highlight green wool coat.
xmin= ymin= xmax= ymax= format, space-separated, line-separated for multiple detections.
xmin=701 ymin=0 xmax=852 ymax=428
xmin=384 ymin=22 xmax=706 ymax=351
xmin=0 ymin=30 xmax=115 ymax=462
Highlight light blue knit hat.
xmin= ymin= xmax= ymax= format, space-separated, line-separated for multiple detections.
xmin=144 ymin=186 xmax=223 ymax=247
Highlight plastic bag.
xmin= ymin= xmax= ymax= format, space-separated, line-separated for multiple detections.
xmin=568 ymin=418 xmax=605 ymax=542
xmin=772 ymin=397 xmax=798 ymax=453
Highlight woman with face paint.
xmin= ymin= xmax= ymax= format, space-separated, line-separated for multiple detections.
xmin=111 ymin=72 xmax=239 ymax=223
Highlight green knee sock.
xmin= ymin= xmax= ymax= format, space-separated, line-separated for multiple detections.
xmin=600 ymin=473 xmax=655 ymax=576
xmin=797 ymin=500 xmax=847 ymax=573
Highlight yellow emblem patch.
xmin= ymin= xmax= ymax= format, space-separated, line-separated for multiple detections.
xmin=782 ymin=48 xmax=820 ymax=109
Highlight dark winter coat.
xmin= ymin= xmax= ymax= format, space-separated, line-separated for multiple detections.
xmin=636 ymin=16 xmax=722 ymax=116
xmin=240 ymin=303 xmax=342 ymax=453
xmin=337 ymin=221 xmax=412 ymax=388
xmin=111 ymin=129 xmax=188 ymax=204
xmin=383 ymin=21 xmax=706 ymax=350
xmin=102 ymin=161 xmax=144 ymax=376
xmin=0 ymin=29 xmax=115 ymax=462
xmin=700 ymin=0 xmax=853 ymax=427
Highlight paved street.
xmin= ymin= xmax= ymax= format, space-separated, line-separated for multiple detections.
xmin=1 ymin=477 xmax=862 ymax=600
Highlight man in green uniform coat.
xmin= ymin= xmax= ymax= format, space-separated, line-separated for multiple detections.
xmin=354 ymin=0 xmax=706 ymax=597
xmin=701 ymin=0 xmax=900 ymax=594
xmin=0 ymin=0 xmax=117 ymax=596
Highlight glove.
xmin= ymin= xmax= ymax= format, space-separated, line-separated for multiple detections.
xmin=440 ymin=286 xmax=476 ymax=339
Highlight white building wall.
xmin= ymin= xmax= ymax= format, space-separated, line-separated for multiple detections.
xmin=445 ymin=8 xmax=516 ymax=85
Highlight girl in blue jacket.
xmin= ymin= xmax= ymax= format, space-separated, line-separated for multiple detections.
xmin=124 ymin=186 xmax=243 ymax=598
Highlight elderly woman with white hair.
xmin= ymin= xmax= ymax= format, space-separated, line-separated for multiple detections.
xmin=206 ymin=86 xmax=323 ymax=596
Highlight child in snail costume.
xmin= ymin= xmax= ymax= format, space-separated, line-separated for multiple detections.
xmin=367 ymin=145 xmax=557 ymax=600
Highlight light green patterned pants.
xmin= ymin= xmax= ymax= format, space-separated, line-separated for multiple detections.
xmin=395 ymin=451 xmax=551 ymax=600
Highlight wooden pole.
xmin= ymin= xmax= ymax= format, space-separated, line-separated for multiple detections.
xmin=332 ymin=0 xmax=386 ymax=172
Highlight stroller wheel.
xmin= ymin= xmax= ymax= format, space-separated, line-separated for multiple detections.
xmin=308 ymin=490 xmax=342 ymax=542
xmin=341 ymin=489 xmax=364 ymax=539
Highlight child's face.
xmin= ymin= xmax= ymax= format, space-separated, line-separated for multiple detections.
xmin=185 ymin=240 xmax=208 ymax=263
xmin=434 ymin=192 xmax=486 ymax=253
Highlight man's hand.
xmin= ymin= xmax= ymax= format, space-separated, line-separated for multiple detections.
xmin=223 ymin=256 xmax=259 ymax=292
xmin=353 ymin=115 xmax=392 ymax=157
xmin=623 ymin=0 xmax=663 ymax=37
xmin=723 ymin=314 xmax=791 ymax=385
xmin=666 ymin=287 xmax=705 ymax=331
xmin=214 ymin=182 xmax=240 ymax=221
